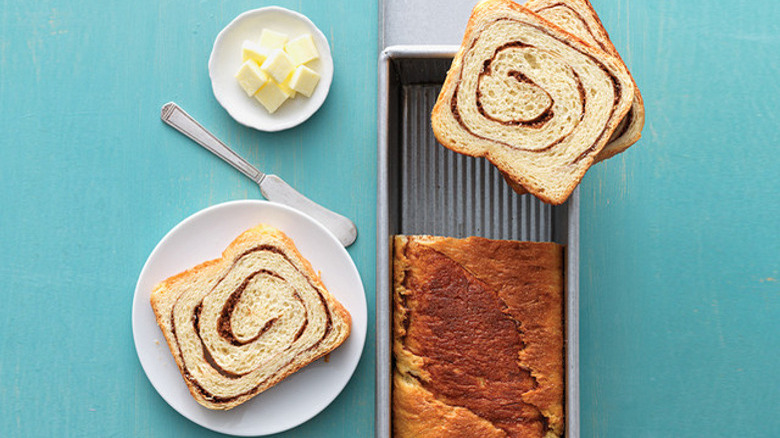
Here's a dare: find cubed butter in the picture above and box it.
[288,65,320,97]
[258,29,288,49]
[254,82,288,113]
[234,60,270,96]
[284,34,319,66]
[260,49,295,83]
[277,77,296,98]
[241,40,272,65]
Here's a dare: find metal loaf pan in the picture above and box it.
[376,46,580,438]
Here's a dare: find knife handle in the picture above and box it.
[160,102,358,247]
[260,175,358,247]
[161,102,265,184]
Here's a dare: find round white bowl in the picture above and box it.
[209,7,334,132]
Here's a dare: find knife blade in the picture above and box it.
[160,102,358,247]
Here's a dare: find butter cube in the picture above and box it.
[288,65,320,97]
[254,82,288,113]
[284,34,319,66]
[234,60,270,96]
[258,29,288,49]
[277,77,296,98]
[260,49,295,83]
[241,40,272,65]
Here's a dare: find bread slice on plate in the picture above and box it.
[150,224,351,410]
[431,0,635,204]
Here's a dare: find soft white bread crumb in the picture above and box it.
[525,0,644,163]
[149,224,352,410]
[430,0,635,204]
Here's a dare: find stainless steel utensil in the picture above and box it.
[161,102,357,247]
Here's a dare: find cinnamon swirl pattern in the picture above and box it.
[431,0,635,204]
[525,0,645,162]
[150,224,351,410]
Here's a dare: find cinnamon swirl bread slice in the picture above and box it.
[150,224,351,410]
[431,0,635,204]
[525,0,645,162]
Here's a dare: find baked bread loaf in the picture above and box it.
[393,235,564,437]
[431,0,635,204]
[150,224,351,410]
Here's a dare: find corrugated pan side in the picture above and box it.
[377,46,579,438]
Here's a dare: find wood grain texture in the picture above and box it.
[0,0,779,437]
[580,1,780,437]
[0,0,376,436]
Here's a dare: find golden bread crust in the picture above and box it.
[393,373,507,438]
[393,235,564,437]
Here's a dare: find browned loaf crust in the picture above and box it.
[431,0,635,204]
[150,224,351,410]
[393,235,564,437]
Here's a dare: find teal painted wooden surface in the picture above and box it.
[580,1,780,437]
[0,0,377,436]
[1,0,778,437]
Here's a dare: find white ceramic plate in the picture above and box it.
[209,7,334,131]
[132,200,366,436]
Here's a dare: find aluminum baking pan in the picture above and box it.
[376,45,580,438]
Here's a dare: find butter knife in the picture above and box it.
[160,102,357,247]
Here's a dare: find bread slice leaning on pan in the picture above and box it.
[501,0,646,195]
[150,224,351,410]
[524,0,644,161]
[431,0,635,204]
